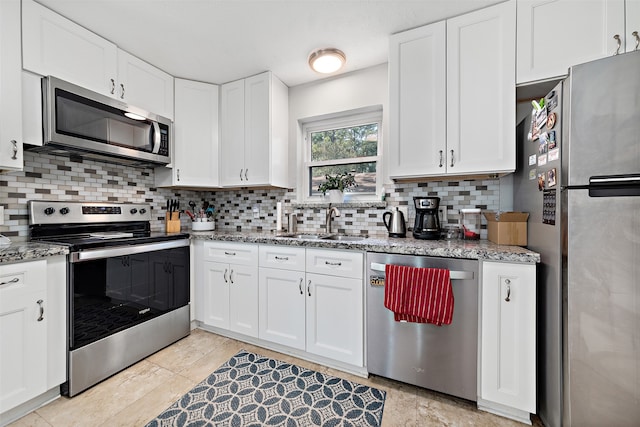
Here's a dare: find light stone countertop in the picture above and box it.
[0,241,69,264]
[190,231,540,264]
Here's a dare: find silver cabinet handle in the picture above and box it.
[614,34,621,55]
[0,277,19,286]
[504,279,511,302]
[299,278,303,295]
[110,78,115,94]
[223,268,228,283]
[239,169,244,181]
[37,299,44,321]
[229,269,234,284]
[633,31,639,51]
[224,251,236,256]
[274,256,289,261]
[177,169,180,181]
[307,280,311,297]
[325,261,342,266]
[450,149,455,167]
[120,83,125,99]
[245,169,248,181]
[11,140,18,160]
[439,150,444,168]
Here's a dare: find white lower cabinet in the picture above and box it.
[479,261,536,423]
[0,256,66,418]
[197,242,259,338]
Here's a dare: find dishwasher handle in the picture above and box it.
[369,262,474,280]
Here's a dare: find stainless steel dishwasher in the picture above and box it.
[366,252,479,401]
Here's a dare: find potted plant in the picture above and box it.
[317,172,357,203]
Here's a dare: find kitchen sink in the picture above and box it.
[280,233,328,239]
[279,233,368,242]
[321,234,368,241]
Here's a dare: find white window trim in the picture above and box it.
[299,107,383,203]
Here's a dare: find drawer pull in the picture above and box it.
[224,251,236,256]
[307,280,311,297]
[223,269,228,283]
[505,280,511,302]
[37,299,44,321]
[229,269,234,284]
[0,277,19,286]
[614,34,621,55]
[325,261,342,267]
[299,278,303,295]
[275,256,289,261]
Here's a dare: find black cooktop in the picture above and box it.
[34,232,190,251]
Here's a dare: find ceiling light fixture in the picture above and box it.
[308,48,346,74]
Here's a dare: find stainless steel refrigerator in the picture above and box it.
[514,51,640,427]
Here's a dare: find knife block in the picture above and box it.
[165,212,181,233]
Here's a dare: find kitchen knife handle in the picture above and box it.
[614,34,621,55]
[37,299,44,321]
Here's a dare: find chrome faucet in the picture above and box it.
[325,206,341,234]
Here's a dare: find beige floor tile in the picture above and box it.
[98,373,195,427]
[178,338,244,383]
[146,329,230,373]
[6,412,52,427]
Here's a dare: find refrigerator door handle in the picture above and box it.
[587,174,640,197]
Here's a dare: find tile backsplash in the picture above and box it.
[1,152,502,240]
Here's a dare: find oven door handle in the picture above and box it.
[70,239,190,262]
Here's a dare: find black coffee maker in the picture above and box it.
[413,196,441,240]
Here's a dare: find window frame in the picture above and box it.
[300,108,383,203]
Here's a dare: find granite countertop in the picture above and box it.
[0,241,70,264]
[191,231,541,263]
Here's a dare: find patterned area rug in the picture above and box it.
[146,350,386,427]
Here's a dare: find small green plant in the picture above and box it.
[317,172,357,195]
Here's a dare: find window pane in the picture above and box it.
[310,162,377,195]
[310,123,378,161]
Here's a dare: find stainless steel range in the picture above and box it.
[28,201,191,397]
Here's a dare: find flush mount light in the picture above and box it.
[124,112,146,121]
[308,48,346,74]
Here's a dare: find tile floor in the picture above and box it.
[10,329,543,426]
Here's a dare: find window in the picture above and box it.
[302,108,382,201]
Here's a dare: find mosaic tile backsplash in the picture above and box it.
[1,152,502,240]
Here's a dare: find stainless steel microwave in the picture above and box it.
[32,76,172,166]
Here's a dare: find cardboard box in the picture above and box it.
[483,211,529,246]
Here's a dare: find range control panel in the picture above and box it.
[29,201,151,225]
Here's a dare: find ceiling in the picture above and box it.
[36,0,504,87]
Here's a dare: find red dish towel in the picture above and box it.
[383,264,454,325]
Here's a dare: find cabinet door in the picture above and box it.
[388,21,446,179]
[627,0,640,52]
[117,49,174,119]
[201,261,230,329]
[21,0,118,97]
[244,72,271,185]
[258,267,305,349]
[306,273,363,366]
[0,260,48,413]
[228,264,259,338]
[0,0,23,171]
[220,79,246,186]
[517,0,625,83]
[447,0,516,176]
[481,261,536,413]
[169,78,219,187]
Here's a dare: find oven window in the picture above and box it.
[69,246,189,350]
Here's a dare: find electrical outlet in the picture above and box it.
[398,205,409,220]
[438,205,448,224]
[252,205,260,218]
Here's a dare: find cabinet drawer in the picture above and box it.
[306,249,363,279]
[259,245,305,271]
[0,259,47,295]
[202,241,258,266]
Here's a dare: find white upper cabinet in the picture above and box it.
[388,21,446,178]
[21,0,174,119]
[626,0,640,52]
[388,1,515,179]
[22,0,118,97]
[116,50,174,119]
[220,72,288,188]
[516,0,626,84]
[156,79,219,188]
[0,0,23,172]
[447,0,516,176]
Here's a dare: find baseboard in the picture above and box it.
[0,387,60,427]
[477,398,532,425]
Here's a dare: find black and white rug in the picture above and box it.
[146,350,386,427]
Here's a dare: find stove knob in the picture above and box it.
[59,207,70,215]
[139,208,147,214]
[130,208,138,214]
[44,207,55,215]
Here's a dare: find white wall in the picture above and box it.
[287,64,389,194]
